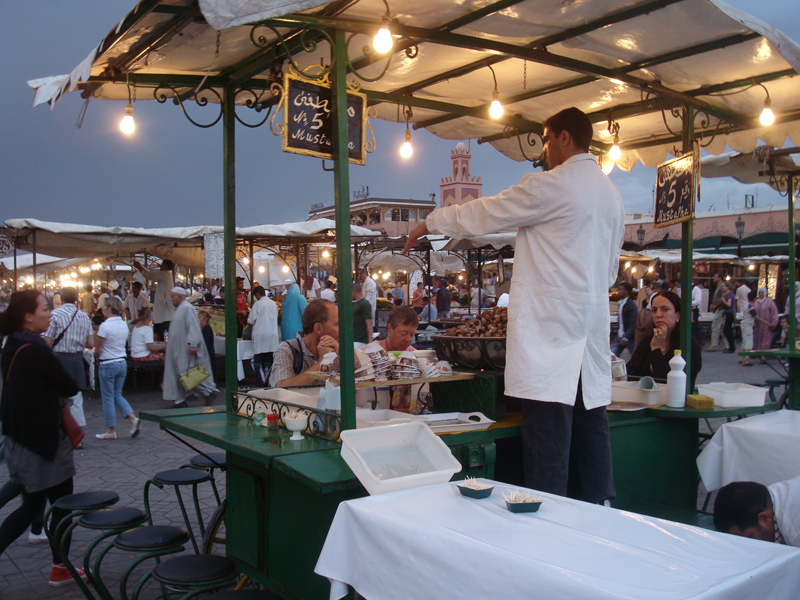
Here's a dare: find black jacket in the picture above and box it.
[1,335,78,461]
[619,298,638,346]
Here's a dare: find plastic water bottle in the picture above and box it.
[666,350,687,408]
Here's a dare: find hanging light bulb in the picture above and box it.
[607,117,621,161]
[487,65,503,119]
[120,103,135,134]
[373,16,393,54]
[489,90,504,119]
[400,129,413,158]
[760,95,774,126]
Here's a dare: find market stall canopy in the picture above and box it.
[0,253,84,275]
[2,219,216,267]
[639,249,740,263]
[441,233,516,251]
[2,218,380,268]
[27,0,800,171]
[701,146,800,188]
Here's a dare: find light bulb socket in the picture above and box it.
[125,103,134,116]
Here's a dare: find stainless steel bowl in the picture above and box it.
[432,335,506,372]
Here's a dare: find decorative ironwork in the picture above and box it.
[346,32,393,83]
[153,84,223,128]
[497,122,544,164]
[233,83,274,128]
[642,91,734,148]
[235,391,341,442]
[249,21,334,79]
[769,174,800,199]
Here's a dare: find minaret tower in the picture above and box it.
[439,142,483,208]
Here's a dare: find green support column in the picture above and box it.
[330,28,355,430]
[788,176,796,352]
[223,82,238,409]
[680,105,694,395]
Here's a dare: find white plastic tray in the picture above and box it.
[356,408,426,429]
[340,422,462,495]
[422,412,495,433]
[611,381,668,406]
[696,383,767,408]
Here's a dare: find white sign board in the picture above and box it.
[204,233,224,279]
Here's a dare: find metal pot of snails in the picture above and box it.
[503,489,543,513]
[456,476,494,499]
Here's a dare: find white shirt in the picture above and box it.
[363,276,377,319]
[691,285,703,310]
[130,325,156,358]
[124,292,150,322]
[617,296,628,339]
[141,267,175,324]
[769,474,800,547]
[97,316,129,361]
[247,296,280,355]
[321,288,337,303]
[304,277,320,300]
[427,153,625,408]
[736,284,751,315]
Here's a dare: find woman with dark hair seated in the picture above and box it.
[627,290,702,391]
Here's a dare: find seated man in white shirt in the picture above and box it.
[714,476,800,547]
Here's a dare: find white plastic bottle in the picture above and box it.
[666,350,687,408]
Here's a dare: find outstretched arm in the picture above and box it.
[402,222,429,255]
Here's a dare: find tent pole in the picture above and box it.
[680,106,694,395]
[331,27,355,431]
[223,81,238,409]
[32,230,37,288]
[13,242,17,290]
[249,241,254,290]
[787,175,797,408]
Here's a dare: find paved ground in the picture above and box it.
[0,348,787,599]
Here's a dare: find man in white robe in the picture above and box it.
[403,107,625,504]
[163,288,218,408]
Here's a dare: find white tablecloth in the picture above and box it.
[213,337,254,381]
[315,480,800,600]
[697,411,800,492]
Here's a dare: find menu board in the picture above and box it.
[204,233,224,279]
[282,74,367,165]
[654,152,696,228]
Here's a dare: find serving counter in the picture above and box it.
[140,374,779,599]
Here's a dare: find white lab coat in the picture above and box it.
[427,154,625,408]
[247,296,280,355]
[363,276,377,320]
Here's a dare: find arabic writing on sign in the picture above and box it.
[285,78,364,162]
[655,154,694,227]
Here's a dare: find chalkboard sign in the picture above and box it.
[282,74,367,165]
[654,152,697,228]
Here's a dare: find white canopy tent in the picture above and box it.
[28,0,800,172]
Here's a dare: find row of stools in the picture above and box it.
[44,452,270,600]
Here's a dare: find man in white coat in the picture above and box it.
[163,287,218,408]
[404,107,625,504]
[359,269,377,320]
[247,285,280,386]
[134,259,176,341]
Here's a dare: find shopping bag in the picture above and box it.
[60,404,85,449]
[180,357,210,391]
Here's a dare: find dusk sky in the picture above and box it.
[1,1,799,230]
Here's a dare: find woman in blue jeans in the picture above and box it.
[94,297,139,440]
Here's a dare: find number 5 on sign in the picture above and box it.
[654,151,698,228]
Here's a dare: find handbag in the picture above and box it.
[5,343,84,450]
[241,324,253,341]
[180,355,210,391]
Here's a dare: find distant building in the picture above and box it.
[440,142,482,208]
[307,194,437,237]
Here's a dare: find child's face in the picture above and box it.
[781,319,789,331]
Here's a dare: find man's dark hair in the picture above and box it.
[302,299,335,335]
[132,281,143,290]
[713,481,771,534]
[388,305,419,329]
[642,277,652,288]
[325,280,334,289]
[714,272,724,280]
[394,298,403,306]
[543,107,593,152]
[160,260,174,271]
[748,289,757,302]
[618,282,632,294]
[253,286,265,298]
[60,287,78,304]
